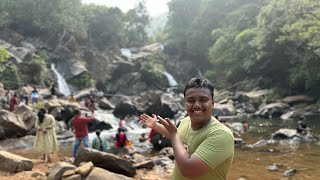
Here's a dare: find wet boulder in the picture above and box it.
[0,109,27,139]
[254,102,290,118]
[86,167,134,180]
[0,150,33,173]
[74,148,136,177]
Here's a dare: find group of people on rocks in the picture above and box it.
[2,85,40,112]
[5,76,315,180]
[25,77,237,179]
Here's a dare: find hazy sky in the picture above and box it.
[81,0,170,17]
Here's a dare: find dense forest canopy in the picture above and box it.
[0,0,319,99]
[167,0,320,98]
[0,0,149,48]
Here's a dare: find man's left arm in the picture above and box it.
[170,133,211,177]
[158,117,212,177]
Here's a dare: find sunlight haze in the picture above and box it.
[81,0,170,16]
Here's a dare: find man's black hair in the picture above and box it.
[96,130,101,136]
[74,109,81,115]
[183,77,214,100]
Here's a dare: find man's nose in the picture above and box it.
[193,100,202,106]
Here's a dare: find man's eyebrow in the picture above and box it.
[199,96,210,98]
[186,97,194,99]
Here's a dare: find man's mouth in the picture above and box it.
[193,110,204,114]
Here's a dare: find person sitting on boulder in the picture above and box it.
[297,117,309,134]
[68,93,76,103]
[242,120,249,132]
[50,84,57,98]
[139,133,148,143]
[115,128,131,147]
[92,130,108,152]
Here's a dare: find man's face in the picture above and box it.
[185,87,214,123]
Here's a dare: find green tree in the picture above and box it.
[1,0,85,36]
[21,51,50,85]
[125,2,150,46]
[0,64,21,89]
[0,48,10,63]
[253,0,320,96]
[82,4,125,48]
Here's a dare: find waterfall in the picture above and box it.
[88,110,151,149]
[51,63,71,96]
[164,71,178,87]
[120,48,132,58]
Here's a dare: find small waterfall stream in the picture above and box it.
[51,63,71,96]
[164,71,178,87]
[89,110,151,148]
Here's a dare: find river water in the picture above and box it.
[7,115,320,179]
[229,117,320,179]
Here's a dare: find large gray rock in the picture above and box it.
[133,160,155,169]
[0,109,27,139]
[74,148,136,177]
[272,129,297,139]
[98,98,115,110]
[0,39,36,64]
[0,150,33,173]
[113,100,141,118]
[145,92,183,118]
[254,102,290,118]
[281,95,314,106]
[47,162,76,180]
[107,72,147,96]
[280,111,303,120]
[86,167,134,180]
[213,103,236,116]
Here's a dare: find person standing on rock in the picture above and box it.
[9,93,19,112]
[71,109,95,157]
[31,87,39,105]
[33,108,58,162]
[20,84,29,105]
[140,77,234,180]
[85,96,95,114]
[92,130,108,152]
[4,89,12,105]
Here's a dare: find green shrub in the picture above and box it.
[0,64,21,89]
[0,48,10,63]
[33,100,45,110]
[67,72,92,89]
[140,62,167,87]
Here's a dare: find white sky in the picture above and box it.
[81,0,170,17]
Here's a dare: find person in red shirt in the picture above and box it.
[115,128,128,147]
[85,96,95,114]
[71,109,94,157]
[9,94,19,112]
[149,129,157,141]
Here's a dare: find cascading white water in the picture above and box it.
[120,48,132,58]
[51,63,71,96]
[164,71,178,87]
[88,110,151,148]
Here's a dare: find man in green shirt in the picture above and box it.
[140,77,234,180]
